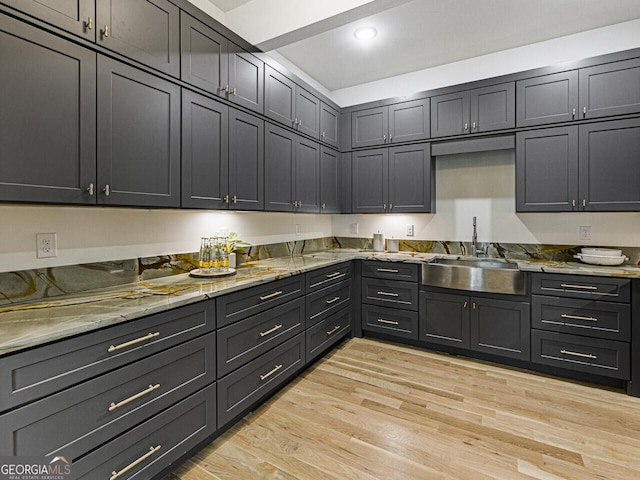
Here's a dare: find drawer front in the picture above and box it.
[531,330,630,380]
[0,300,215,412]
[306,262,353,292]
[306,307,352,362]
[362,277,418,311]
[361,260,419,282]
[217,297,305,377]
[532,273,630,302]
[217,333,305,427]
[216,275,304,327]
[532,295,631,341]
[362,304,419,339]
[306,279,352,327]
[0,333,216,458]
[74,382,216,479]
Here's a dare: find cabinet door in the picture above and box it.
[294,137,320,213]
[319,147,341,213]
[228,43,264,114]
[264,65,295,126]
[470,297,530,361]
[389,98,430,143]
[516,71,579,127]
[419,291,470,348]
[579,58,640,120]
[320,102,340,149]
[2,0,95,40]
[472,82,515,133]
[351,149,388,213]
[0,15,96,205]
[295,87,320,138]
[578,118,640,211]
[97,56,180,207]
[180,12,228,97]
[351,106,389,148]
[264,123,295,211]
[388,143,432,213]
[96,0,179,77]
[228,109,264,210]
[431,90,470,137]
[181,90,229,209]
[516,127,578,212]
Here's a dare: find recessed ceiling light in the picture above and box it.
[354,26,377,41]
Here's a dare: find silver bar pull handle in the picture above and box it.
[86,183,94,196]
[377,318,399,325]
[572,108,576,119]
[108,332,159,352]
[326,271,344,279]
[561,314,597,322]
[260,364,283,381]
[259,290,283,301]
[259,324,283,337]
[377,268,399,273]
[326,326,341,335]
[102,25,109,38]
[232,195,237,204]
[325,296,341,305]
[223,195,229,204]
[103,184,110,196]
[109,384,160,412]
[110,446,161,480]
[560,283,597,290]
[583,106,587,116]
[85,17,93,31]
[560,349,597,359]
[377,291,399,297]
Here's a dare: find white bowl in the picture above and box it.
[574,253,628,266]
[581,247,622,257]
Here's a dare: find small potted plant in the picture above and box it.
[222,232,250,268]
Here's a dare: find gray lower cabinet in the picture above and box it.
[306,307,352,362]
[73,382,217,480]
[0,14,96,205]
[431,83,515,137]
[516,71,579,127]
[217,333,305,427]
[517,119,640,212]
[306,279,352,326]
[362,303,418,340]
[96,0,180,77]
[319,147,341,213]
[97,55,181,207]
[265,123,320,213]
[306,262,353,292]
[2,0,95,40]
[352,144,432,213]
[351,98,430,148]
[419,291,470,348]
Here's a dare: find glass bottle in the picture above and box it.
[199,237,212,272]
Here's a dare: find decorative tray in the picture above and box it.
[189,268,236,278]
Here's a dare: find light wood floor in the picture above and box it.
[164,337,640,479]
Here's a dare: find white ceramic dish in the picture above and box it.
[581,247,622,257]
[189,268,236,278]
[574,254,628,266]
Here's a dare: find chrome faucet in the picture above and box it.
[472,216,487,257]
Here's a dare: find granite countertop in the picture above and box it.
[1,250,638,357]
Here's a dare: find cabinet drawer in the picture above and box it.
[217,333,305,427]
[216,275,304,327]
[362,304,419,340]
[306,307,352,363]
[361,260,419,282]
[217,297,304,377]
[306,262,352,291]
[0,333,216,458]
[532,273,630,302]
[0,300,215,411]
[74,382,216,479]
[531,330,630,380]
[306,279,352,327]
[532,295,631,341]
[362,278,418,311]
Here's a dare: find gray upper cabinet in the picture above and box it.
[352,143,432,213]
[431,83,514,137]
[516,71,579,127]
[320,102,340,149]
[0,14,97,205]
[319,147,341,213]
[264,123,319,212]
[516,127,578,212]
[578,118,640,211]
[351,98,430,148]
[517,118,640,212]
[97,55,180,207]
[2,0,95,40]
[265,65,320,138]
[228,109,264,210]
[95,0,180,77]
[180,12,263,114]
[579,58,640,120]
[181,90,229,209]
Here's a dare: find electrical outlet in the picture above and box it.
[406,224,414,237]
[350,223,359,234]
[580,225,591,241]
[36,233,57,258]
[295,224,301,236]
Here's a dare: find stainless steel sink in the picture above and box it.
[421,257,526,295]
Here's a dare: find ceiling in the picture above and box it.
[203,0,640,92]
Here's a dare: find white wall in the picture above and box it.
[0,207,331,273]
[332,150,640,247]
